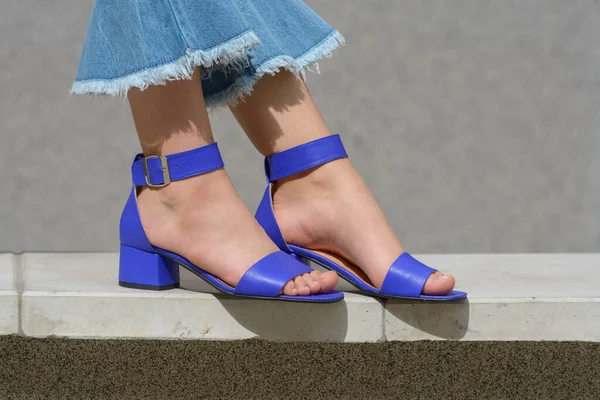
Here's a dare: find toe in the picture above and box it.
[422,272,455,296]
[302,273,321,294]
[316,270,338,293]
[294,276,311,296]
[281,279,297,296]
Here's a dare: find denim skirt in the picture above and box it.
[71,0,344,108]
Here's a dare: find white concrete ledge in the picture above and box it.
[20,254,383,342]
[0,254,18,335]
[1,252,598,342]
[385,298,600,341]
[385,254,600,341]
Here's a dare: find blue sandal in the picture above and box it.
[256,135,467,301]
[118,143,344,303]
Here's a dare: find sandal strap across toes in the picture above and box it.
[255,135,467,301]
[119,142,344,303]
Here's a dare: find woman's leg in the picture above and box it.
[230,71,454,295]
[128,68,338,295]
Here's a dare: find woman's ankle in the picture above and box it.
[274,158,357,195]
[139,169,227,207]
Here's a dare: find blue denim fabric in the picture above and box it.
[72,0,344,107]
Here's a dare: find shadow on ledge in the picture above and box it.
[217,296,349,342]
[180,268,349,342]
[384,298,470,340]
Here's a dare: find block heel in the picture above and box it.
[118,244,180,291]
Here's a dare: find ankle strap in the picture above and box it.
[265,135,348,182]
[132,143,224,187]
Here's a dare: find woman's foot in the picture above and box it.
[272,158,455,295]
[136,168,339,296]
[126,68,337,297]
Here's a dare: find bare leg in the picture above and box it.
[128,68,338,295]
[230,71,454,295]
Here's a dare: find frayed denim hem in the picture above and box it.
[70,31,260,96]
[205,31,345,109]
[71,30,344,109]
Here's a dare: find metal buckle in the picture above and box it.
[143,156,171,188]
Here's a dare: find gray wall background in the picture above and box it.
[1,0,599,253]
